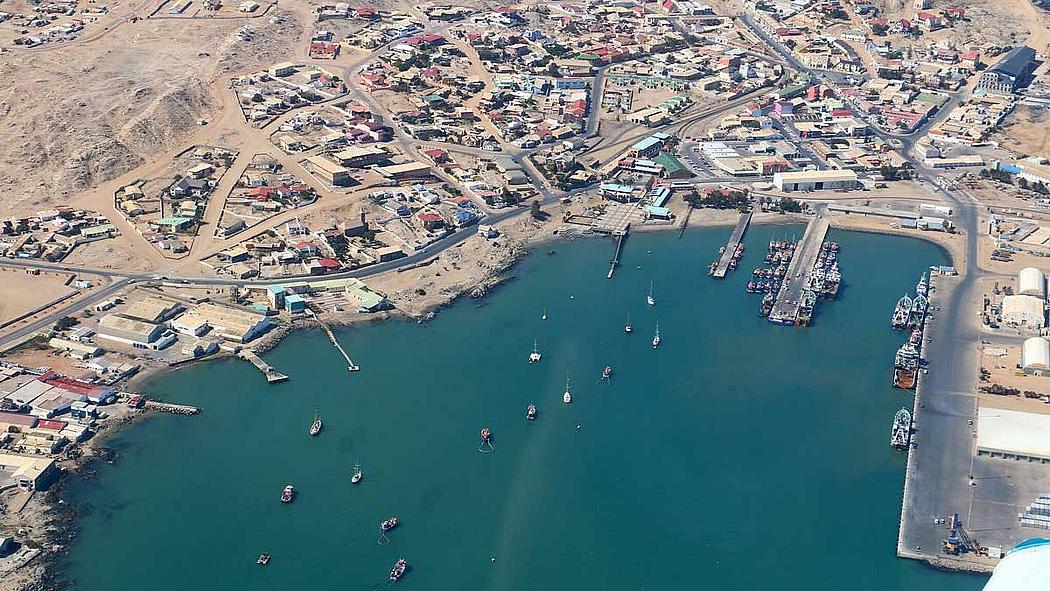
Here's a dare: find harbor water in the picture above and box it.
[59,225,987,590]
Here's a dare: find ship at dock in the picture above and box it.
[893,342,920,390]
[891,295,913,330]
[891,407,912,449]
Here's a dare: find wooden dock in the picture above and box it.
[711,211,752,279]
[768,217,829,325]
[315,315,360,372]
[239,349,289,383]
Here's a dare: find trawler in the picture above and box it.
[760,292,774,317]
[916,273,928,297]
[528,341,542,364]
[893,343,920,390]
[891,408,912,449]
[891,294,913,330]
[380,517,399,533]
[825,263,841,299]
[796,289,818,326]
[910,294,928,327]
[389,558,407,582]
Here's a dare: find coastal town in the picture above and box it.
[1,0,1049,587]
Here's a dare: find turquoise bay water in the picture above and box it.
[61,225,986,590]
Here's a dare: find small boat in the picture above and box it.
[528,340,542,364]
[281,484,295,504]
[891,407,912,449]
[916,273,928,297]
[389,558,408,582]
[380,517,399,533]
[647,281,656,306]
[602,366,612,380]
[541,308,547,321]
[652,324,661,349]
[526,403,537,420]
[625,313,632,333]
[351,463,363,484]
[480,427,492,444]
[563,375,572,404]
[257,553,271,566]
[308,410,322,437]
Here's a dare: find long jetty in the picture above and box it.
[239,349,289,383]
[314,315,360,372]
[768,217,829,324]
[607,229,628,279]
[711,211,752,278]
[144,400,200,415]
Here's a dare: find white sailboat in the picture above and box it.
[528,340,542,364]
[541,308,547,321]
[625,313,633,333]
[647,281,656,306]
[652,323,661,349]
[351,463,363,484]
[563,374,573,404]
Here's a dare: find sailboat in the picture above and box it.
[625,313,633,333]
[528,340,542,364]
[351,463,363,484]
[647,281,656,306]
[541,308,547,321]
[563,374,573,404]
[652,323,661,349]
[308,410,322,436]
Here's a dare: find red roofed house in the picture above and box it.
[946,6,965,20]
[417,212,445,231]
[316,258,341,271]
[916,11,941,30]
[423,148,450,163]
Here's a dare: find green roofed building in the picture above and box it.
[653,151,690,180]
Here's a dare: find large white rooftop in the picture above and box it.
[977,406,1050,460]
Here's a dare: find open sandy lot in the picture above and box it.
[0,268,76,325]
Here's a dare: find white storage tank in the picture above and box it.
[1022,337,1050,372]
[983,538,1050,591]
[1018,267,1046,299]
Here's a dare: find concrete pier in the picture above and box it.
[607,230,628,279]
[239,349,290,383]
[768,217,828,324]
[711,211,752,279]
[315,315,360,372]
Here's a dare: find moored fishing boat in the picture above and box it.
[389,558,408,582]
[380,517,399,532]
[652,324,661,349]
[891,408,912,449]
[891,295,913,330]
[280,484,295,504]
[526,404,537,420]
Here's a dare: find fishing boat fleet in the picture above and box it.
[891,407,912,449]
[707,241,746,275]
[745,239,796,295]
[891,274,930,390]
[745,238,842,325]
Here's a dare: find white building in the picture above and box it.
[977,406,1050,462]
[1022,337,1050,375]
[1018,267,1046,299]
[1001,294,1045,329]
[772,170,858,192]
